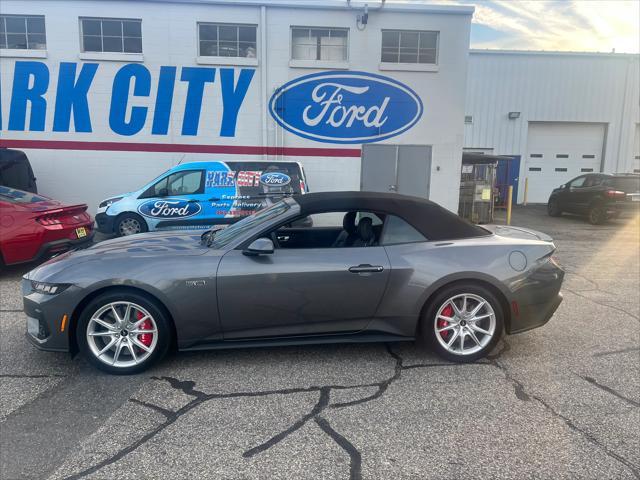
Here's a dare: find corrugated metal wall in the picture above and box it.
[464,51,640,199]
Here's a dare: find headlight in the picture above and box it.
[99,197,123,208]
[31,281,70,295]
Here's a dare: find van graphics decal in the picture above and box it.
[102,161,306,233]
[269,71,423,144]
[260,172,291,186]
[137,199,202,219]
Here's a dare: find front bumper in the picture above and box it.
[22,279,77,352]
[95,212,115,234]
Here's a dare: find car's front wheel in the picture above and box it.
[115,213,148,237]
[547,198,562,217]
[77,291,171,374]
[422,284,504,362]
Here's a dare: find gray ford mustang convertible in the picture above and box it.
[23,192,564,374]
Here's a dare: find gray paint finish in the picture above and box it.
[23,194,563,357]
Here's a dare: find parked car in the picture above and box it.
[0,148,38,193]
[24,191,564,374]
[96,161,309,236]
[547,173,640,224]
[0,186,93,266]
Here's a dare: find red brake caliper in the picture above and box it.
[136,311,153,347]
[437,305,454,340]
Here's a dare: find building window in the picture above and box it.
[0,15,46,50]
[291,27,348,62]
[198,23,257,58]
[381,29,438,64]
[80,17,142,53]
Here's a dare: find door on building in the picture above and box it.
[495,156,521,207]
[524,122,605,203]
[361,145,432,198]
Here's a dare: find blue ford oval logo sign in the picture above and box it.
[260,172,291,186]
[138,199,202,219]
[269,71,423,144]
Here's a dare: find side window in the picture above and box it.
[166,170,203,195]
[275,210,384,249]
[144,170,203,197]
[381,215,427,245]
[569,176,586,188]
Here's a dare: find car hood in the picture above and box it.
[26,230,212,282]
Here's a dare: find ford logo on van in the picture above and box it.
[260,172,291,186]
[269,71,423,144]
[138,199,202,219]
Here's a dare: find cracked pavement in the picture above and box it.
[1,206,638,479]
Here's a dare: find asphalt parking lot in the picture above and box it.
[1,206,639,480]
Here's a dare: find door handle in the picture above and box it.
[186,199,198,203]
[349,264,384,274]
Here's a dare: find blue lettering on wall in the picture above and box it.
[220,68,254,137]
[180,67,215,136]
[53,62,98,132]
[8,61,50,131]
[109,64,151,136]
[151,66,176,135]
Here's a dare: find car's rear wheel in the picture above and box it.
[588,204,606,225]
[116,213,148,237]
[547,198,562,217]
[422,284,504,362]
[77,291,171,374]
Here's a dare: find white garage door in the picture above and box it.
[525,122,605,203]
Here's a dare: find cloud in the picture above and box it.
[389,0,639,53]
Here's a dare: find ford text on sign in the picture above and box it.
[268,71,423,144]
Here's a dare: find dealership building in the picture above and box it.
[0,0,638,213]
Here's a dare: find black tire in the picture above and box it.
[547,198,562,217]
[588,203,606,225]
[76,290,172,374]
[421,283,504,363]
[115,213,148,237]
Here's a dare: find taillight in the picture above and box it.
[605,190,625,198]
[36,214,63,226]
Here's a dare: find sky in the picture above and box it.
[393,0,640,53]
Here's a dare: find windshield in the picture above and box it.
[211,200,291,248]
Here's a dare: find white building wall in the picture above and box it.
[464,51,640,202]
[0,0,472,213]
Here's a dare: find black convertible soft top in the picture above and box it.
[293,191,490,241]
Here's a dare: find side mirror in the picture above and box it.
[243,238,274,256]
[560,184,567,189]
[158,188,169,197]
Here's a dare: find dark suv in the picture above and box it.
[547,173,640,224]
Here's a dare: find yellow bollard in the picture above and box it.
[506,185,513,225]
[523,178,529,206]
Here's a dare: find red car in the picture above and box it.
[0,186,94,266]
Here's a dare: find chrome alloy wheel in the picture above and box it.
[119,217,142,236]
[433,293,496,356]
[86,301,158,368]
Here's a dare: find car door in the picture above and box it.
[137,169,207,230]
[574,175,602,213]
[560,175,587,213]
[216,212,391,339]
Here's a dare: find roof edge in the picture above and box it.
[470,49,639,59]
[89,0,475,15]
